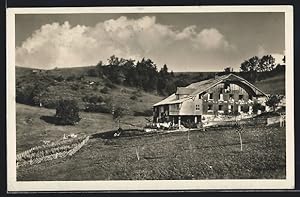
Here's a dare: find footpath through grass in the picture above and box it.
[17,125,286,181]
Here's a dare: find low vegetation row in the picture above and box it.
[17,135,89,168]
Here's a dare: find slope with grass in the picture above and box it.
[17,124,285,180]
[16,104,151,153]
[16,66,164,114]
[254,73,285,95]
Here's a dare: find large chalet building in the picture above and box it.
[153,74,268,126]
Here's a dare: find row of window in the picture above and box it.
[206,104,251,112]
[200,93,253,100]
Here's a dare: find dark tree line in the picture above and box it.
[90,55,178,96]
[238,55,285,83]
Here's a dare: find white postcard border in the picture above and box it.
[6,5,294,191]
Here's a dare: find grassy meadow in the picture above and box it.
[254,74,285,95]
[17,121,286,180]
[16,104,151,153]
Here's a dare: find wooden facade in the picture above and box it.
[153,74,267,125]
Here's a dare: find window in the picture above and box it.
[228,105,232,112]
[208,93,213,100]
[208,104,213,111]
[239,95,243,100]
[229,94,234,100]
[219,93,224,101]
[238,105,241,112]
[242,105,249,113]
[218,105,223,111]
[224,83,230,93]
[198,94,203,99]
[196,104,200,110]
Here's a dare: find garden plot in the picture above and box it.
[17,135,89,168]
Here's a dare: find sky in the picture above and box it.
[15,12,285,72]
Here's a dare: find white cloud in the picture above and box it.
[175,25,197,40]
[16,16,235,69]
[256,45,285,65]
[195,28,228,50]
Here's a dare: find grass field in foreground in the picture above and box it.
[16,103,150,153]
[17,124,286,181]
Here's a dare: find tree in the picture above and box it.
[55,100,81,125]
[95,60,104,77]
[135,58,158,91]
[258,55,276,72]
[160,64,169,76]
[240,56,260,83]
[265,95,283,111]
[122,59,136,86]
[107,55,126,66]
[224,67,233,74]
[111,105,128,129]
[157,65,168,94]
[240,56,260,72]
[234,121,244,152]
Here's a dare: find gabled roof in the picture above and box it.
[153,74,267,107]
[153,93,192,107]
[176,87,196,95]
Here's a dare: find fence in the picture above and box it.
[17,136,89,168]
[267,116,284,126]
[204,117,267,129]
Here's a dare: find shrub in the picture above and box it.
[133,109,153,116]
[66,75,76,81]
[71,84,80,91]
[181,121,197,129]
[54,75,64,82]
[84,103,111,113]
[112,106,128,129]
[132,89,142,97]
[82,95,104,104]
[16,85,35,105]
[42,99,58,109]
[77,75,85,80]
[87,69,99,77]
[105,82,116,89]
[55,100,81,125]
[130,95,137,100]
[100,87,109,94]
[266,95,283,111]
[16,82,48,106]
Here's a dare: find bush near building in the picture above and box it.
[55,100,81,125]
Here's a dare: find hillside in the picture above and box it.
[254,73,285,95]
[16,104,149,152]
[16,66,164,115]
